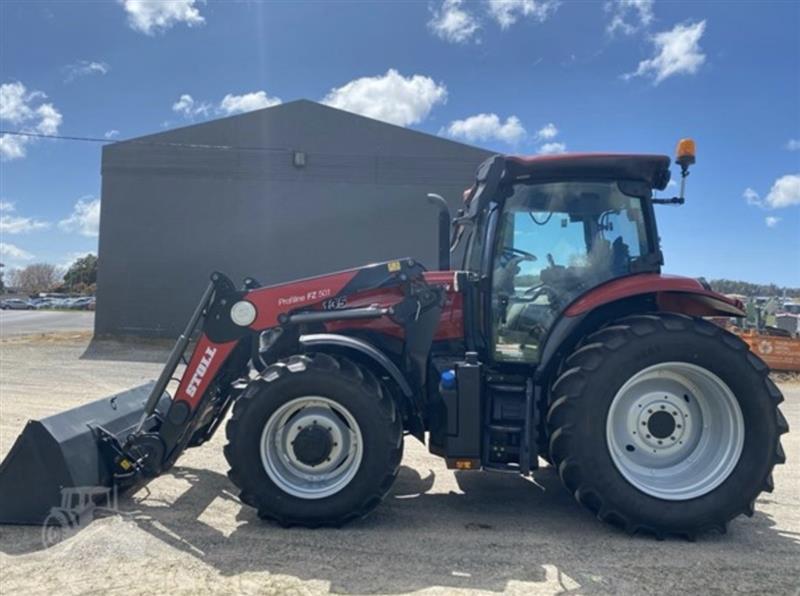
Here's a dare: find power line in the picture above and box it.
[0,129,291,153]
[0,129,489,164]
[1,130,111,143]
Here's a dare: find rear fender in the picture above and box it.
[537,275,744,385]
[298,333,424,440]
[564,274,744,318]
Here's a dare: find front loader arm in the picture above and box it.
[118,259,432,483]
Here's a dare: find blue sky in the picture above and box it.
[1,0,798,284]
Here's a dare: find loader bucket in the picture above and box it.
[0,382,163,525]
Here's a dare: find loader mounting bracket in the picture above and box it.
[203,273,251,344]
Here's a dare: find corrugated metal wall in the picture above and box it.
[96,101,492,337]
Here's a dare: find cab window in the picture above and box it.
[492,180,651,363]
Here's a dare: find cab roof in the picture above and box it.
[504,153,672,191]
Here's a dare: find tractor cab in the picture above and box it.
[456,153,670,364]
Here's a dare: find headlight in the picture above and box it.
[230,301,257,327]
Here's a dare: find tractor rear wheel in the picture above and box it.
[547,313,788,539]
[224,353,403,527]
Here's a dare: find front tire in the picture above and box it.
[547,313,788,538]
[41,511,76,547]
[224,353,403,527]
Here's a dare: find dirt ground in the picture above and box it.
[0,333,798,595]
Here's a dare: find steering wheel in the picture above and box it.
[524,282,557,298]
[503,247,537,262]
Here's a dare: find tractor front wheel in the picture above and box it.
[547,313,788,538]
[224,353,403,527]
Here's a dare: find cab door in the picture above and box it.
[489,204,588,363]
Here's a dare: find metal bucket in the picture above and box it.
[0,382,159,525]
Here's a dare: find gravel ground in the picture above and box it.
[0,311,94,338]
[0,334,798,595]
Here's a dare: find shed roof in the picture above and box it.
[102,100,493,186]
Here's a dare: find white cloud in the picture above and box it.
[172,90,283,121]
[0,82,39,122]
[743,175,800,210]
[538,142,567,155]
[59,197,101,237]
[0,136,26,160]
[764,174,800,209]
[765,216,781,228]
[0,82,63,160]
[219,91,282,115]
[322,69,448,127]
[536,122,558,140]
[486,0,559,29]
[0,204,50,234]
[743,187,761,206]
[171,94,211,119]
[625,21,707,84]
[444,113,526,144]
[120,0,205,35]
[36,104,61,135]
[1,215,49,234]
[0,242,34,261]
[606,0,654,36]
[63,60,110,82]
[786,139,800,151]
[104,129,120,139]
[429,0,480,43]
[530,122,565,153]
[429,0,558,42]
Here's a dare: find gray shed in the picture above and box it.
[96,100,492,338]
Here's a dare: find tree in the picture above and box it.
[708,279,799,299]
[63,253,98,294]
[8,263,61,295]
[0,262,5,294]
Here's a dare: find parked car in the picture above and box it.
[1,298,34,310]
[50,298,72,308]
[67,297,95,310]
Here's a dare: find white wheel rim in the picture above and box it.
[260,396,363,499]
[606,362,744,500]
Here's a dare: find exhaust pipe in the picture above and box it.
[426,193,451,271]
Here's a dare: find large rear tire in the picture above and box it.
[224,353,403,527]
[547,313,788,539]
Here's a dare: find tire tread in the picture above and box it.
[546,313,788,539]
[224,352,403,528]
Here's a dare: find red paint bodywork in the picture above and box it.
[248,269,360,329]
[564,274,744,317]
[176,267,741,413]
[506,152,667,164]
[325,270,463,341]
[176,267,363,407]
[176,335,237,406]
[175,266,463,410]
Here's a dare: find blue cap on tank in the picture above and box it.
[440,369,456,390]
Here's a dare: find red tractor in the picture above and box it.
[0,142,787,538]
